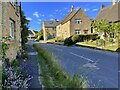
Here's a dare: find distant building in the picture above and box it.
[28,30,38,40]
[0,1,21,60]
[42,19,60,41]
[56,5,92,39]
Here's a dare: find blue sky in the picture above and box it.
[22,2,112,31]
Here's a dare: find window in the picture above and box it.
[83,30,88,34]
[110,32,114,38]
[10,19,15,40]
[75,30,80,34]
[75,19,82,24]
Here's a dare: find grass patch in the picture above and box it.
[76,41,118,51]
[46,38,56,43]
[33,44,88,88]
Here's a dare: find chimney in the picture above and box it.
[113,0,116,5]
[71,5,74,12]
[54,18,57,22]
[100,5,105,10]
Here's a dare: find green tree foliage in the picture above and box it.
[92,19,120,47]
[21,11,30,48]
[35,30,43,41]
[92,19,110,47]
[71,34,80,43]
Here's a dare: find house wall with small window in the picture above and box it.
[42,25,56,40]
[70,8,92,35]
[1,2,21,60]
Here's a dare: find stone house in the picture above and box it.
[56,6,92,39]
[42,19,60,41]
[0,1,21,60]
[28,30,38,40]
[95,1,120,40]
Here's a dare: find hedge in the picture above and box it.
[64,34,98,46]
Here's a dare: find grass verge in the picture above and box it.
[33,44,88,88]
[76,42,118,51]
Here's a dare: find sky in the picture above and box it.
[22,2,112,31]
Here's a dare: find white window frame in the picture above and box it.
[10,19,15,40]
[75,19,82,24]
[75,30,80,34]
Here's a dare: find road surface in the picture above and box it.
[35,41,118,88]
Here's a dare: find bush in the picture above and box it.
[64,34,98,46]
[71,35,80,43]
[64,37,74,46]
[109,38,114,43]
[97,39,104,46]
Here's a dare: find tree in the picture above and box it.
[21,11,30,49]
[35,30,43,41]
[92,19,110,47]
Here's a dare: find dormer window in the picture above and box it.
[75,19,82,24]
[50,21,53,24]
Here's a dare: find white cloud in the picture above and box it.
[38,19,42,22]
[40,14,45,17]
[84,8,89,12]
[92,8,99,11]
[50,18,54,21]
[55,9,59,12]
[33,12,39,18]
[26,17,32,21]
[49,14,54,17]
[64,7,68,10]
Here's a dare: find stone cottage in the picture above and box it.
[56,5,92,39]
[0,1,21,60]
[42,19,60,41]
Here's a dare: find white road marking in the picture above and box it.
[70,52,94,62]
[83,63,99,70]
[28,52,38,55]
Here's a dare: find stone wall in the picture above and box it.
[56,24,62,38]
[0,1,2,61]
[1,2,21,61]
[61,21,71,39]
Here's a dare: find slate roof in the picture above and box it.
[32,30,38,34]
[44,21,60,28]
[61,10,77,24]
[96,2,120,22]
[29,30,33,35]
[60,8,91,24]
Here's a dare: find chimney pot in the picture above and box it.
[54,18,57,22]
[113,0,116,5]
[71,5,74,12]
[100,5,105,10]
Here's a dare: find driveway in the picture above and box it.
[37,42,118,88]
